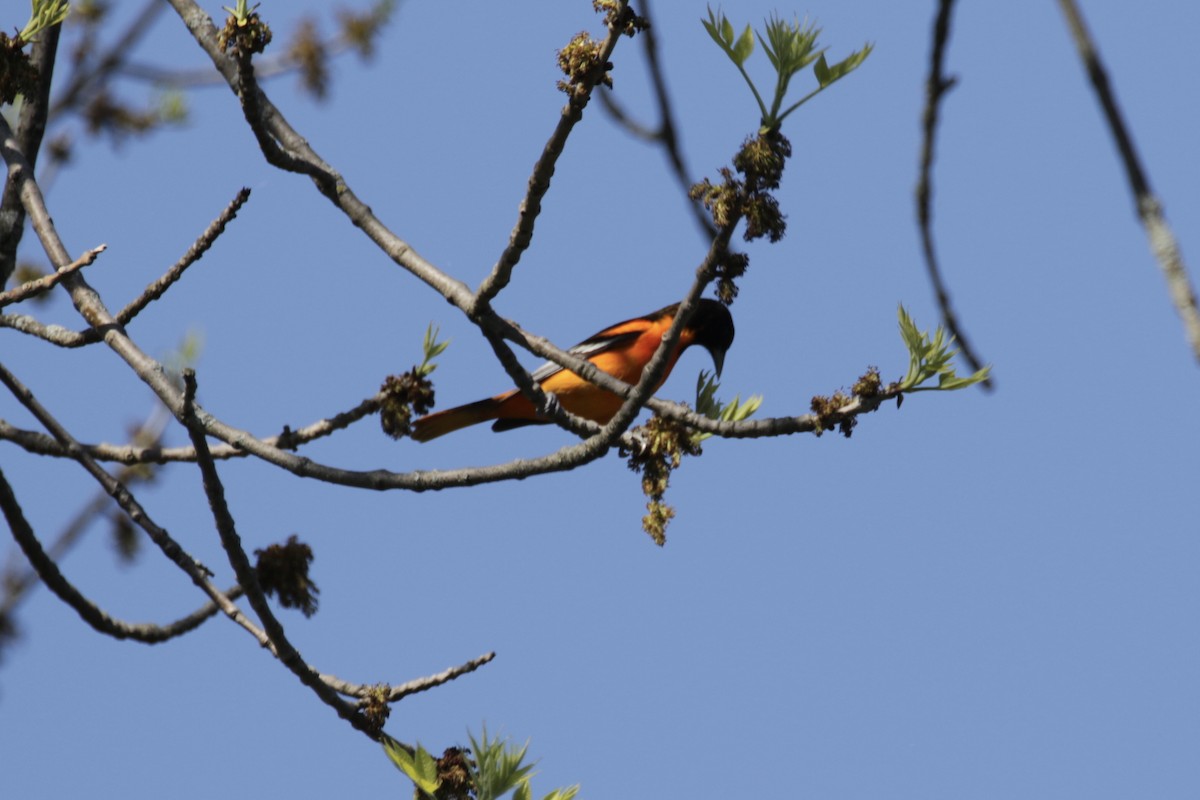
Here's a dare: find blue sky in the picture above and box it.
[3,2,1198,798]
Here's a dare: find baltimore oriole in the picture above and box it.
[411,299,735,441]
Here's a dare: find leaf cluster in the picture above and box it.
[693,370,762,443]
[702,6,872,132]
[897,305,991,391]
[383,727,579,800]
[417,323,451,377]
[19,0,69,42]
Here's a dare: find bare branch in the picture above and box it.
[915,0,992,388]
[473,1,633,308]
[0,471,239,644]
[1056,0,1200,363]
[597,90,659,141]
[0,244,106,308]
[318,651,497,703]
[115,187,251,327]
[180,370,375,738]
[0,312,94,347]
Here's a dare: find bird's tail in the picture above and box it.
[410,397,504,442]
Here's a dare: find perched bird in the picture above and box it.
[411,299,735,442]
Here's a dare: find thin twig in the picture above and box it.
[1056,0,1200,363]
[0,312,93,347]
[0,471,239,644]
[318,651,497,703]
[115,188,251,327]
[383,651,497,702]
[180,370,375,738]
[915,0,992,388]
[0,244,106,308]
[596,91,659,141]
[473,0,634,308]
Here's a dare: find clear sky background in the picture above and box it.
[3,2,1198,798]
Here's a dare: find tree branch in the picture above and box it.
[1056,0,1200,363]
[115,187,251,327]
[473,0,633,308]
[915,0,992,388]
[0,470,240,644]
[0,311,95,347]
[180,370,376,738]
[0,244,105,308]
[318,651,497,703]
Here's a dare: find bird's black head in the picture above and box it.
[688,298,735,377]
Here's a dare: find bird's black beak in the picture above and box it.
[710,347,726,378]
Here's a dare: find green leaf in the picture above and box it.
[720,15,735,48]
[382,737,442,796]
[543,787,582,800]
[719,393,763,423]
[814,53,831,86]
[702,7,734,54]
[732,23,755,65]
[514,779,533,800]
[820,44,874,86]
[938,366,991,390]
